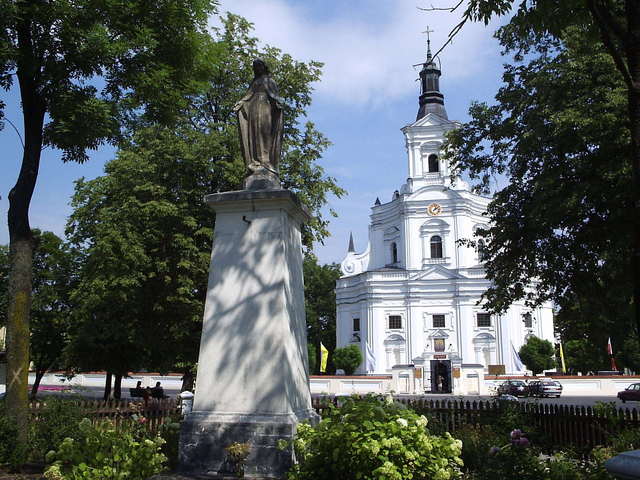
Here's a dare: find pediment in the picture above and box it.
[404,113,457,129]
[406,185,463,203]
[410,265,465,281]
[428,329,450,338]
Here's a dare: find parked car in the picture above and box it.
[617,383,640,403]
[528,379,563,398]
[497,380,529,397]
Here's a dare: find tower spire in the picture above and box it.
[348,232,355,253]
[416,28,447,120]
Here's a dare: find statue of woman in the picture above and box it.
[234,59,285,189]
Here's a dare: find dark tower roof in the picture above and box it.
[416,36,448,120]
[348,232,355,253]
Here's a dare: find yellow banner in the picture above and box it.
[559,341,567,373]
[320,342,328,373]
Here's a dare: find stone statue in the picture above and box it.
[234,59,285,190]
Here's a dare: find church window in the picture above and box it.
[430,236,443,258]
[428,154,439,173]
[432,314,445,328]
[353,318,360,332]
[388,315,402,329]
[523,313,532,328]
[477,313,491,327]
[391,242,398,263]
[434,338,445,352]
[477,239,487,262]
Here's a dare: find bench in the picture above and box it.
[129,387,168,399]
[130,388,146,398]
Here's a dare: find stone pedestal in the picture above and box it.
[179,189,318,479]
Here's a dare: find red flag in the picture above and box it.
[607,337,618,371]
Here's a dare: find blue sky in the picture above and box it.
[0,0,506,265]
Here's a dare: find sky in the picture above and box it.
[0,0,506,265]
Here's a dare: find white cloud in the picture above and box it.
[215,0,502,106]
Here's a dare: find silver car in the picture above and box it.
[529,380,562,398]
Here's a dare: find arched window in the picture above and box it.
[430,235,443,258]
[391,242,398,263]
[428,154,439,173]
[477,239,487,262]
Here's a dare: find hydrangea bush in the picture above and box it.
[43,418,166,480]
[284,395,463,480]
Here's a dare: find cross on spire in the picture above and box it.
[422,27,434,57]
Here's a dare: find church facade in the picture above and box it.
[335,42,555,393]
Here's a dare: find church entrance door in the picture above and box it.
[430,360,452,393]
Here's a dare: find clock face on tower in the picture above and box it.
[427,203,442,216]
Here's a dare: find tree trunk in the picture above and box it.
[181,370,195,392]
[30,368,46,400]
[113,373,123,399]
[103,371,112,400]
[6,5,46,446]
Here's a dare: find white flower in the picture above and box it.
[396,418,408,427]
[416,415,428,427]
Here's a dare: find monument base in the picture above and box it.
[179,410,318,479]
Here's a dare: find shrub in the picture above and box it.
[31,397,84,461]
[453,424,503,473]
[283,395,463,480]
[0,412,29,470]
[332,345,362,375]
[519,336,555,374]
[44,418,166,480]
[158,417,182,471]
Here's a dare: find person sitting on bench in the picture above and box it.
[151,381,165,399]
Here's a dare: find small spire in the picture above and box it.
[416,27,447,120]
[348,232,355,252]
[422,26,434,61]
[374,197,381,206]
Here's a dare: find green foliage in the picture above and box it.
[0,408,29,470]
[447,26,630,317]
[332,345,363,376]
[0,0,217,159]
[519,336,555,374]
[285,395,463,480]
[44,418,166,480]
[307,343,317,374]
[0,232,77,395]
[30,398,85,462]
[0,244,8,329]
[158,415,182,471]
[453,424,503,473]
[303,255,341,374]
[477,445,545,480]
[65,15,344,380]
[224,442,251,477]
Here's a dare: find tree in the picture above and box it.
[445,24,636,366]
[429,0,640,341]
[519,336,555,374]
[0,232,77,398]
[0,244,8,339]
[65,14,344,396]
[303,255,342,375]
[1,0,217,437]
[332,345,363,376]
[562,339,607,374]
[29,231,77,398]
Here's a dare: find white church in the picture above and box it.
[335,41,555,394]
